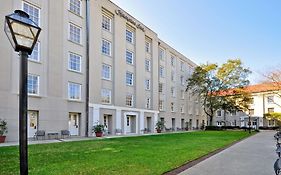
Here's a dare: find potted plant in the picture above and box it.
[155,121,165,133]
[0,119,7,143]
[92,124,105,137]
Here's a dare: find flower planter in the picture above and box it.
[157,129,161,133]
[95,132,103,137]
[0,136,6,143]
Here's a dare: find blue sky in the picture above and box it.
[111,0,281,83]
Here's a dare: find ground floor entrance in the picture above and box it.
[28,111,38,138]
[69,113,80,136]
[103,114,113,134]
[125,115,137,134]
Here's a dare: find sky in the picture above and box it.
[111,0,281,84]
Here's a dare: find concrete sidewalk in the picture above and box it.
[180,131,276,175]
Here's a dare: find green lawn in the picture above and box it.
[0,131,252,175]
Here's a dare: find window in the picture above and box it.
[29,42,40,62]
[126,72,134,85]
[126,50,134,64]
[160,66,164,78]
[69,53,81,72]
[181,90,185,99]
[249,97,254,104]
[69,0,81,15]
[102,15,111,32]
[145,79,150,90]
[159,100,164,111]
[145,41,151,53]
[146,98,151,109]
[28,74,39,95]
[145,59,151,72]
[180,105,184,113]
[101,89,111,104]
[159,48,165,60]
[171,71,175,81]
[126,94,133,107]
[68,82,81,100]
[231,110,237,116]
[217,121,222,126]
[267,96,274,104]
[268,108,274,113]
[69,23,81,44]
[180,75,184,85]
[126,29,134,43]
[102,64,111,80]
[171,56,175,66]
[180,61,184,71]
[23,2,40,25]
[171,87,176,97]
[249,109,254,116]
[217,110,222,117]
[171,102,175,112]
[102,39,111,56]
[159,83,163,93]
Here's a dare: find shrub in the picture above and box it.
[205,126,222,131]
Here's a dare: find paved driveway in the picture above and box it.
[180,131,276,175]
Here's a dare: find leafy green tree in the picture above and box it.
[186,59,251,126]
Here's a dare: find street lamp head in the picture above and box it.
[4,10,41,55]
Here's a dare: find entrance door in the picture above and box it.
[125,116,131,133]
[69,113,80,136]
[181,119,185,129]
[147,117,152,132]
[104,115,113,134]
[125,115,136,134]
[172,118,175,131]
[28,111,38,138]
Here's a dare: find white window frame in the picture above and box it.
[180,75,184,85]
[126,71,134,86]
[146,97,151,109]
[267,96,274,104]
[160,66,164,78]
[69,0,82,16]
[68,82,82,101]
[145,59,151,72]
[102,64,112,80]
[126,29,134,43]
[102,14,111,32]
[180,61,184,71]
[126,50,134,65]
[180,105,184,113]
[145,41,151,53]
[22,1,40,26]
[101,89,111,104]
[171,56,175,66]
[126,94,134,107]
[101,39,111,56]
[171,87,176,97]
[171,102,175,112]
[28,74,40,95]
[29,42,40,62]
[171,71,175,81]
[69,23,82,44]
[145,79,151,90]
[68,52,82,72]
[159,100,164,111]
[159,83,163,93]
[159,48,165,60]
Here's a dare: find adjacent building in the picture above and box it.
[214,83,281,128]
[0,0,205,141]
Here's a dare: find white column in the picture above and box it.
[140,111,144,134]
[116,109,122,133]
[93,107,100,125]
[153,112,158,133]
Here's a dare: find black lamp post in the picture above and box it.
[4,10,41,175]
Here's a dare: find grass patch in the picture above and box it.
[0,131,253,175]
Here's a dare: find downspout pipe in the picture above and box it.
[85,0,90,137]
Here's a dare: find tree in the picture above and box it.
[264,112,281,127]
[186,59,251,126]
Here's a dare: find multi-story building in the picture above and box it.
[214,83,281,128]
[0,0,205,141]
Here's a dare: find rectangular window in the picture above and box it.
[102,64,112,80]
[102,39,111,56]
[69,0,81,16]
[23,2,40,25]
[171,102,175,112]
[68,82,81,100]
[159,83,163,93]
[171,56,175,66]
[145,79,150,90]
[180,75,184,85]
[69,53,81,72]
[249,109,254,116]
[145,59,151,72]
[126,50,134,64]
[159,100,164,111]
[126,94,133,107]
[249,97,254,104]
[102,15,111,32]
[171,71,175,81]
[171,87,176,97]
[180,105,184,113]
[126,72,134,86]
[160,66,164,78]
[126,29,134,43]
[268,108,274,113]
[145,41,151,53]
[69,23,81,44]
[180,61,184,71]
[159,48,165,60]
[267,96,274,104]
[181,90,185,99]
[101,89,111,104]
[217,110,222,117]
[29,42,40,62]
[28,74,39,95]
[146,98,151,109]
